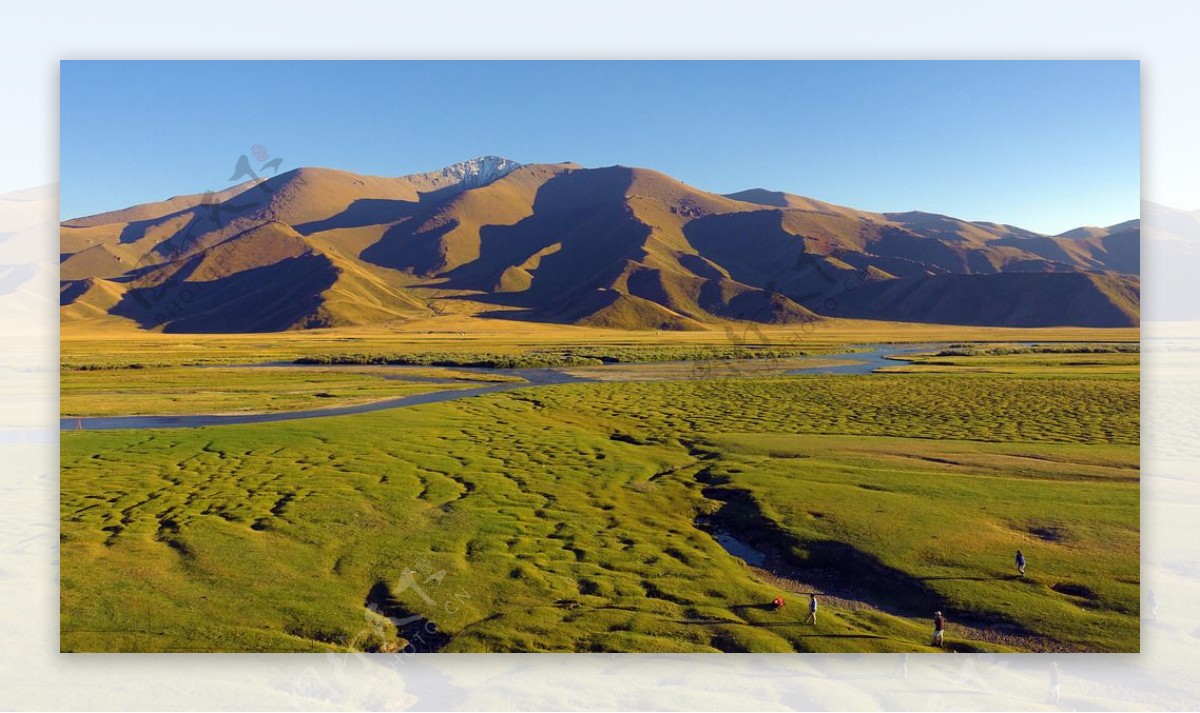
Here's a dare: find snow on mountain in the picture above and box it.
[417,156,523,190]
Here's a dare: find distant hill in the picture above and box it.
[60,158,1140,332]
[828,272,1139,327]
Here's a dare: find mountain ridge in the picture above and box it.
[60,158,1140,332]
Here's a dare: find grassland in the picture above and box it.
[59,318,1139,369]
[61,366,518,417]
[558,357,863,381]
[60,339,1138,653]
[879,347,1140,376]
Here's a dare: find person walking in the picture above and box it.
[932,610,946,647]
[1047,661,1061,704]
[1016,550,1027,577]
[805,594,818,625]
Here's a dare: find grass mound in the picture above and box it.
[62,366,1137,652]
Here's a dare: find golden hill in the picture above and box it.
[60,158,1140,332]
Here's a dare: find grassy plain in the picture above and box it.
[60,330,1139,653]
[558,357,863,381]
[59,317,1139,368]
[59,366,518,417]
[880,351,1139,376]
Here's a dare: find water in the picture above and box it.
[784,343,947,375]
[62,345,943,431]
[713,531,768,567]
[60,383,521,431]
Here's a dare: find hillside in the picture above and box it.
[829,272,1140,327]
[60,158,1140,331]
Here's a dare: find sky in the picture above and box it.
[60,60,1140,234]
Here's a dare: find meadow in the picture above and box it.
[879,343,1140,376]
[60,338,1139,653]
[60,366,517,417]
[59,319,1138,368]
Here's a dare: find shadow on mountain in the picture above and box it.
[723,188,791,207]
[361,218,462,276]
[294,197,422,235]
[683,210,850,302]
[465,289,707,331]
[366,166,642,297]
[873,225,985,274]
[118,187,279,247]
[827,272,1140,327]
[111,254,337,332]
[60,160,1144,332]
[461,167,643,302]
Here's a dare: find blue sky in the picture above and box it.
[60,60,1139,234]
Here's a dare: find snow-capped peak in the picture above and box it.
[428,156,523,189]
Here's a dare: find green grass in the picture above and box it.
[559,356,864,381]
[61,338,850,370]
[939,343,1140,355]
[60,366,516,417]
[880,350,1140,376]
[696,432,1138,651]
[294,344,865,368]
[61,366,1138,653]
[59,322,1138,370]
[58,342,861,372]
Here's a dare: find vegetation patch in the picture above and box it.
[60,366,491,417]
[62,364,1138,653]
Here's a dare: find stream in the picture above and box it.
[61,343,943,431]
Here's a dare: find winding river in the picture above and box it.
[61,344,941,431]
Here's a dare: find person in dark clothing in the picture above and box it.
[1016,550,1027,577]
[806,594,818,625]
[932,611,946,647]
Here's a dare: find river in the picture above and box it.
[61,344,943,431]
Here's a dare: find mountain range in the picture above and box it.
[60,157,1140,332]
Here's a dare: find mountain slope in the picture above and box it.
[828,272,1140,327]
[60,158,1140,332]
[62,220,429,332]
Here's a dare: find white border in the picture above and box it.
[3,2,1198,709]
